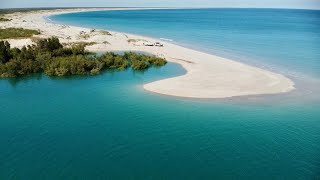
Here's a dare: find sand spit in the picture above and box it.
[0,8,295,98]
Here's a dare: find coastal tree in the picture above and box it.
[37,37,62,52]
[0,38,167,78]
[0,41,11,64]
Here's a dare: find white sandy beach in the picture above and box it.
[0,8,295,98]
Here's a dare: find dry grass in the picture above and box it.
[30,36,44,43]
[127,39,147,43]
[63,41,97,47]
[100,30,112,36]
[78,33,90,40]
[0,28,40,39]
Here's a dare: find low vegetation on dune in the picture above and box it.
[0,28,40,39]
[0,8,66,15]
[127,39,147,43]
[100,30,112,36]
[63,41,97,47]
[0,37,167,78]
[0,17,11,21]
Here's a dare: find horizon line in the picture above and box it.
[1,7,320,11]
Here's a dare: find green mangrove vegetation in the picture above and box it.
[0,28,40,39]
[0,37,167,78]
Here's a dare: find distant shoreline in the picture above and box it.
[1,8,295,98]
[1,7,320,11]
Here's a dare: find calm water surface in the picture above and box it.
[0,9,319,179]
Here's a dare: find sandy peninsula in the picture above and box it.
[0,8,295,98]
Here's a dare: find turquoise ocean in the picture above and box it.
[0,9,319,179]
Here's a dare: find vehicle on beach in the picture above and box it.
[143,42,164,47]
[154,42,164,47]
[143,42,154,46]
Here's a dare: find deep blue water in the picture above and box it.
[0,9,319,179]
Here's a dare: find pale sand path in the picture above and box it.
[0,8,295,98]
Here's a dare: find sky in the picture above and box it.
[1,0,320,9]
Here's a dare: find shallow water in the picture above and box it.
[1,63,319,179]
[0,9,319,179]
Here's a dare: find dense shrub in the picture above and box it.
[0,37,167,78]
[0,41,11,63]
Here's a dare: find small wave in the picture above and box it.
[43,15,50,20]
[43,16,53,22]
[160,38,174,42]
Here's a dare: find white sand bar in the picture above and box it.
[0,8,295,98]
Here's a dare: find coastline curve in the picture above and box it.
[2,8,295,99]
